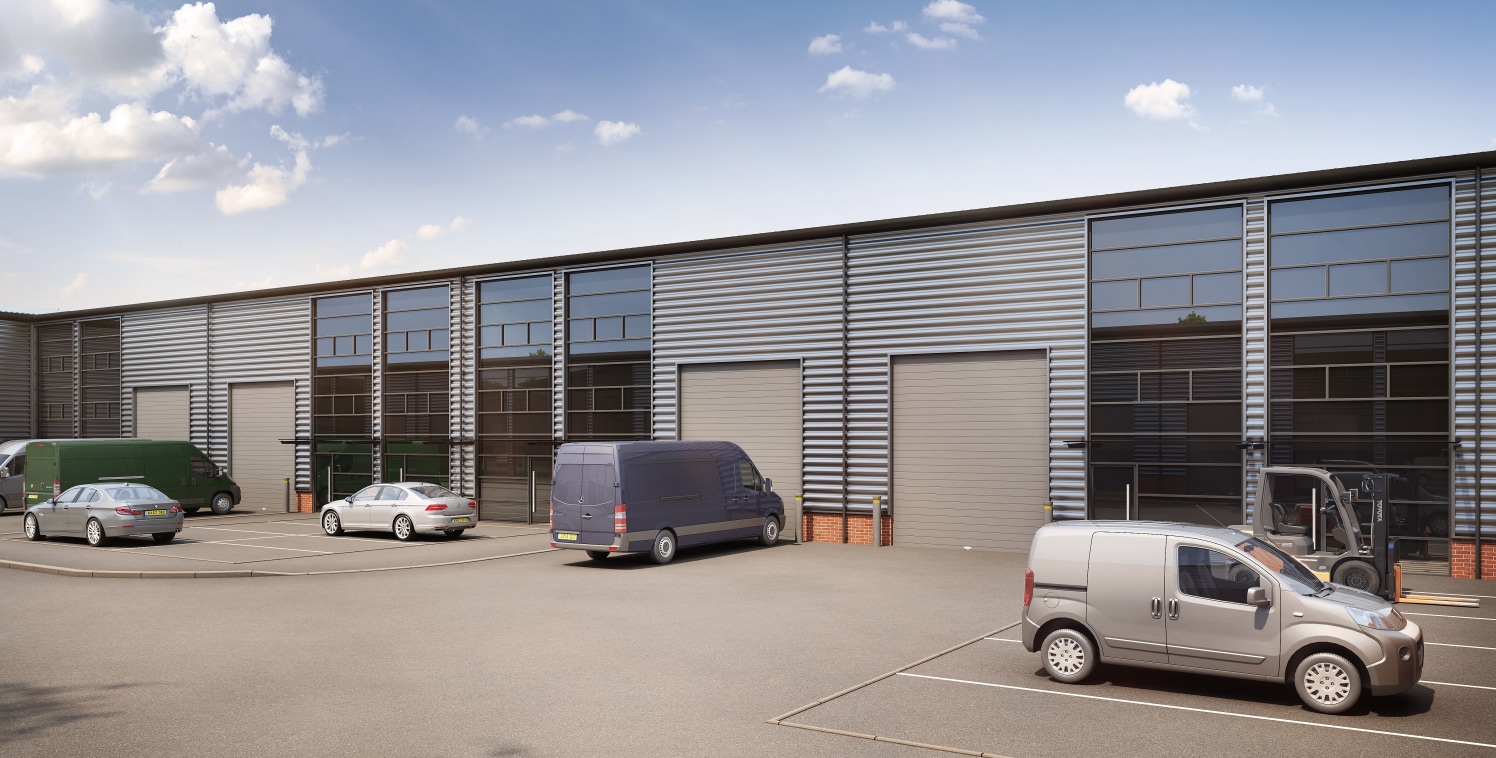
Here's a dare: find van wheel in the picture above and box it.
[393,514,415,541]
[586,550,610,561]
[1294,652,1362,714]
[650,530,676,565]
[322,510,343,536]
[209,493,234,515]
[85,518,108,547]
[1332,561,1380,594]
[23,513,44,541]
[759,516,780,546]
[152,532,176,544]
[1041,628,1096,684]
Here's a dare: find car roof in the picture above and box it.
[1042,520,1249,543]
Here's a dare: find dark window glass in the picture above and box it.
[1139,372,1189,401]
[624,315,650,339]
[570,319,593,341]
[431,330,449,350]
[1270,292,1448,321]
[1091,374,1137,402]
[317,314,373,337]
[569,291,649,318]
[503,323,528,345]
[569,338,651,355]
[316,337,334,355]
[1188,403,1240,433]
[480,300,551,324]
[1390,364,1447,398]
[1178,545,1259,604]
[1327,366,1374,399]
[1271,186,1449,234]
[480,276,551,302]
[387,309,448,331]
[1191,370,1240,400]
[594,317,623,340]
[1271,267,1326,300]
[1289,333,1373,366]
[1141,276,1191,308]
[1270,222,1449,267]
[386,332,406,352]
[1390,257,1448,294]
[1092,280,1138,310]
[1192,272,1241,305]
[407,331,429,351]
[569,266,650,295]
[385,287,448,311]
[1328,262,1388,297]
[1386,400,1448,433]
[335,335,354,354]
[1091,207,1242,250]
[1091,240,1241,280]
[355,334,372,355]
[316,295,371,318]
[1387,329,1447,362]
[1092,304,1242,330]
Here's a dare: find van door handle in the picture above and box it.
[1150,597,1162,618]
[582,513,593,519]
[1167,599,1179,620]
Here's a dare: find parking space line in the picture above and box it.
[1427,642,1496,651]
[1423,680,1496,691]
[895,672,1496,749]
[983,637,1021,643]
[198,542,331,554]
[1404,612,1496,622]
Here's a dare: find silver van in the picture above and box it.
[1022,521,1423,714]
[0,439,34,513]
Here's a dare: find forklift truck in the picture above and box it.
[1234,466,1476,607]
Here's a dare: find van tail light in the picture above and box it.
[115,506,143,516]
[1023,568,1035,608]
[548,504,554,530]
[614,504,627,535]
[425,503,448,511]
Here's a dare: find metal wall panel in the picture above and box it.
[206,298,310,478]
[848,217,1088,519]
[1242,199,1268,522]
[652,239,844,511]
[1454,171,1496,540]
[121,307,209,447]
[449,277,476,496]
[369,290,383,482]
[0,319,31,440]
[294,377,311,490]
[551,271,565,440]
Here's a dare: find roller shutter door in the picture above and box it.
[680,361,802,541]
[892,351,1047,551]
[230,382,294,513]
[134,386,189,441]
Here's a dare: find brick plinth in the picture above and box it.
[1451,539,1496,579]
[295,491,315,513]
[801,512,892,546]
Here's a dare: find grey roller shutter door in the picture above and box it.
[892,351,1048,551]
[134,387,190,441]
[680,361,802,541]
[230,382,294,513]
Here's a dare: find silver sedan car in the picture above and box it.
[320,482,477,540]
[24,483,185,546]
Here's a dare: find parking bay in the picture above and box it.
[780,597,1496,757]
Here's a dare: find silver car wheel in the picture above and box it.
[393,515,414,541]
[1303,661,1352,706]
[23,513,41,540]
[86,519,105,547]
[322,510,342,536]
[1047,637,1085,676]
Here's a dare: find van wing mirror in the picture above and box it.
[763,477,773,492]
[0,466,9,479]
[1246,586,1270,607]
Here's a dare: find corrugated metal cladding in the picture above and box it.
[120,307,209,448]
[1453,171,1496,539]
[550,271,565,441]
[0,319,31,440]
[369,290,383,482]
[847,217,1088,519]
[651,239,844,511]
[1242,200,1268,522]
[205,298,310,482]
[294,377,311,490]
[449,278,476,496]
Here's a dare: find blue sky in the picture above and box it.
[1,0,1493,312]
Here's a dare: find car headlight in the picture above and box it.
[1347,606,1407,631]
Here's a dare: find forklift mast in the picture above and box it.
[1360,472,1396,596]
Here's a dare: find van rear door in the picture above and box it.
[551,461,618,544]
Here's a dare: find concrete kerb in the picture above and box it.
[0,547,557,579]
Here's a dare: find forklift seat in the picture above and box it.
[1270,502,1309,536]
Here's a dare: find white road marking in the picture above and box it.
[196,541,330,554]
[895,672,1496,750]
[1426,642,1496,652]
[1422,680,1496,691]
[1404,612,1496,622]
[983,637,1022,642]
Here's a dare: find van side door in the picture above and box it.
[1164,538,1281,676]
[729,459,765,524]
[1085,532,1168,664]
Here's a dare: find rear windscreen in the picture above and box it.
[552,464,617,505]
[110,486,169,501]
[409,485,458,499]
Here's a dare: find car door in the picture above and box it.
[39,487,77,533]
[66,487,99,532]
[368,486,404,531]
[346,485,382,528]
[1085,531,1169,664]
[1164,538,1281,676]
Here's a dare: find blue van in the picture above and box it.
[549,441,785,564]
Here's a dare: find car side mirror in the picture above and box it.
[763,477,773,492]
[0,467,9,479]
[1246,587,1270,607]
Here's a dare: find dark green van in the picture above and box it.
[24,440,242,514]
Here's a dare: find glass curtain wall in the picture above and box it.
[566,266,651,440]
[313,294,374,504]
[1267,185,1452,570]
[476,275,554,521]
[382,286,450,488]
[1088,206,1245,525]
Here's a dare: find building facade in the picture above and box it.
[2,152,1493,578]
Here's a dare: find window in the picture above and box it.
[313,373,373,436]
[738,460,764,492]
[190,457,217,477]
[552,464,616,505]
[314,295,373,368]
[6,454,23,476]
[410,485,458,499]
[566,266,651,440]
[1090,206,1243,332]
[479,276,552,360]
[385,286,450,364]
[351,485,382,501]
[1178,545,1260,604]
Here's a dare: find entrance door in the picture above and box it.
[1090,465,1136,520]
[1086,531,1168,663]
[1165,537,1281,676]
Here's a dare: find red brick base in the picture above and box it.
[802,512,892,546]
[295,491,315,514]
[1452,539,1496,579]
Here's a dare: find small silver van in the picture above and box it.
[1022,521,1423,714]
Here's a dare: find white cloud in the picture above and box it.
[863,21,908,34]
[214,149,309,214]
[77,180,112,199]
[906,33,957,50]
[416,224,445,241]
[454,115,487,136]
[506,110,591,129]
[20,54,46,77]
[449,216,471,231]
[1124,79,1196,120]
[359,238,407,270]
[595,120,640,145]
[923,0,984,24]
[161,2,323,117]
[318,133,348,148]
[143,144,238,192]
[61,272,89,296]
[809,34,843,55]
[552,110,589,123]
[269,123,309,150]
[0,101,205,177]
[818,66,896,99]
[940,22,981,39]
[318,216,469,279]
[1232,84,1279,117]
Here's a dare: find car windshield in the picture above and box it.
[408,485,457,499]
[109,486,169,501]
[1235,536,1326,594]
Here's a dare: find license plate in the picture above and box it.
[452,517,470,524]
[557,532,578,541]
[145,509,167,517]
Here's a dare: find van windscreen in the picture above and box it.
[553,464,617,505]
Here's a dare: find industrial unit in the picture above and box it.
[2,151,1493,579]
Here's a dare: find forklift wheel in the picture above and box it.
[1332,561,1380,594]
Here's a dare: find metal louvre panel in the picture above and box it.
[449,278,476,496]
[1483,171,1496,540]
[1454,172,1495,539]
[0,319,31,439]
[207,298,310,472]
[551,271,564,440]
[1242,200,1268,523]
[121,307,208,444]
[652,239,843,512]
[848,217,1087,519]
[294,377,311,489]
[370,290,382,481]
[34,321,75,438]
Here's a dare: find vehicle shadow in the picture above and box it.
[1029,664,1434,717]
[561,539,794,570]
[0,681,140,747]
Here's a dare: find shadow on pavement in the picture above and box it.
[0,680,141,746]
